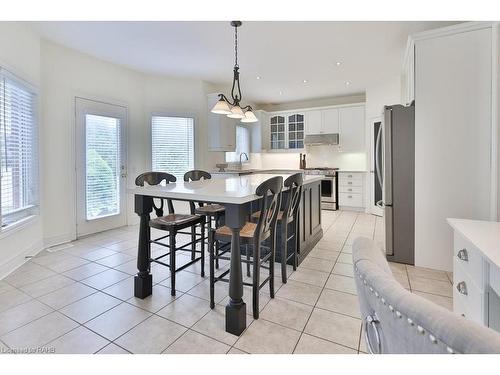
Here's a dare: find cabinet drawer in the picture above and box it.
[453,263,485,325]
[453,232,486,290]
[339,178,363,187]
[339,185,363,194]
[339,192,363,207]
[338,173,363,181]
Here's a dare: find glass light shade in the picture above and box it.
[227,105,245,119]
[241,110,258,123]
[211,99,232,115]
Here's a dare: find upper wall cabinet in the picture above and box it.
[339,105,365,152]
[267,112,305,151]
[207,93,237,152]
[402,42,415,105]
[306,109,340,135]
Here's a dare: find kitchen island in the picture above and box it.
[128,173,323,336]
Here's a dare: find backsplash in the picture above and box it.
[248,146,367,170]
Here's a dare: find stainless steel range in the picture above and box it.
[303,168,338,210]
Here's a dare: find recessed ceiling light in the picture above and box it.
[336,62,342,66]
[279,91,283,95]
[303,79,308,83]
[256,76,261,80]
[345,81,351,86]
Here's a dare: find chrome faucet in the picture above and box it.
[239,152,249,169]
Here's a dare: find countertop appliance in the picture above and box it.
[303,167,338,211]
[376,102,415,265]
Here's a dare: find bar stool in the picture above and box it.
[183,170,226,269]
[251,173,303,283]
[208,176,283,319]
[135,172,205,296]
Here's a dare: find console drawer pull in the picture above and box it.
[457,248,468,261]
[456,281,468,296]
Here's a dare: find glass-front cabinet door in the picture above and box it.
[269,113,305,150]
[270,115,285,149]
[288,114,304,149]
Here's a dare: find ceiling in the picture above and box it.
[31,21,457,105]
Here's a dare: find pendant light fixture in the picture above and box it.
[211,21,258,123]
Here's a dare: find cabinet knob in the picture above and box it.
[457,248,468,262]
[348,195,352,198]
[348,174,353,177]
[456,281,468,296]
[348,188,352,191]
[348,182,352,185]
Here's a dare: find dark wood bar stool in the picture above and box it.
[208,176,283,319]
[252,173,303,283]
[135,172,205,296]
[184,170,226,269]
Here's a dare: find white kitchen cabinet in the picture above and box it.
[338,106,365,152]
[338,172,366,210]
[321,108,340,134]
[207,93,236,152]
[305,110,323,135]
[402,42,415,105]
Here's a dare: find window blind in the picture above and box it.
[0,69,38,228]
[226,125,250,163]
[152,116,194,180]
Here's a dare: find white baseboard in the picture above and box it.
[43,233,75,249]
[0,239,43,280]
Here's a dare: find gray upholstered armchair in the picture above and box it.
[353,237,500,354]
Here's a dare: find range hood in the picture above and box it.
[304,133,339,146]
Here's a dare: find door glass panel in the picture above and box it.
[85,114,121,220]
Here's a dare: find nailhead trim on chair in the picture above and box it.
[355,266,457,353]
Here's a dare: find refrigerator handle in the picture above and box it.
[375,123,383,191]
[383,107,393,206]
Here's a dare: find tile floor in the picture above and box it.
[0,210,453,354]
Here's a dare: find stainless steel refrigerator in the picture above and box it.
[375,102,415,265]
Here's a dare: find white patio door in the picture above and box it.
[75,97,127,237]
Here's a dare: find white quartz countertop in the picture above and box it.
[447,218,500,267]
[128,173,323,204]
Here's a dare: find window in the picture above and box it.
[0,69,38,229]
[288,114,304,149]
[151,115,194,180]
[226,125,250,163]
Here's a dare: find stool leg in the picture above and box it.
[252,242,261,319]
[209,229,215,309]
[246,244,251,278]
[169,230,176,296]
[191,225,196,261]
[269,229,276,298]
[214,215,220,269]
[200,221,205,278]
[293,219,299,271]
[281,221,288,284]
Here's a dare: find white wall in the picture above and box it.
[0,23,43,278]
[41,39,222,246]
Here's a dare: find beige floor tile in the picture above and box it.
[299,257,335,273]
[0,300,53,336]
[0,312,78,348]
[407,266,449,282]
[0,289,33,314]
[393,272,411,289]
[192,305,252,346]
[235,319,301,354]
[4,263,57,287]
[45,256,89,273]
[337,253,353,265]
[150,263,172,283]
[316,289,361,318]
[157,294,211,327]
[49,326,109,354]
[413,291,453,311]
[60,292,121,323]
[0,281,15,295]
[260,297,313,331]
[332,262,354,278]
[163,330,230,354]
[80,269,129,290]
[96,253,135,268]
[388,261,407,276]
[20,274,75,298]
[276,280,322,306]
[38,283,96,309]
[80,248,117,261]
[325,274,357,295]
[308,249,340,261]
[84,302,151,340]
[186,278,228,303]
[104,240,137,252]
[315,240,344,251]
[409,275,452,297]
[304,308,361,350]
[114,259,138,275]
[341,246,353,254]
[62,262,109,281]
[115,315,186,354]
[227,347,248,354]
[294,333,357,354]
[160,270,204,293]
[218,285,272,314]
[127,285,178,313]
[289,268,329,287]
[102,277,135,300]
[96,343,130,354]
